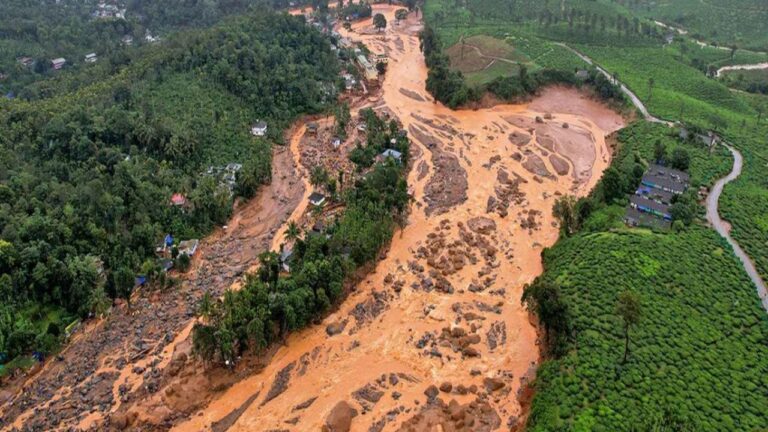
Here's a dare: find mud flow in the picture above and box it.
[0,6,624,432]
[173,6,623,432]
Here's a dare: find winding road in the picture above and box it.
[560,43,768,312]
[706,145,768,310]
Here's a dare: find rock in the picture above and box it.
[467,217,496,235]
[462,346,480,358]
[424,385,439,400]
[323,400,358,432]
[483,377,505,393]
[325,320,346,337]
[439,382,453,393]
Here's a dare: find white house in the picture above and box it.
[85,53,98,63]
[309,192,326,207]
[51,58,66,70]
[178,239,200,257]
[251,121,268,137]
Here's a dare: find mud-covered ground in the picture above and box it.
[169,7,624,432]
[1,7,624,432]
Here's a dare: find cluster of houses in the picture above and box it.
[624,163,689,229]
[205,163,243,194]
[92,2,126,20]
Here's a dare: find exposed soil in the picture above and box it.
[2,7,626,432]
[166,6,624,432]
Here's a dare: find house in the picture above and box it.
[635,185,675,205]
[575,69,589,81]
[629,195,672,221]
[375,53,388,64]
[309,192,326,207]
[85,53,98,63]
[251,121,268,137]
[379,148,403,163]
[122,35,134,46]
[135,275,147,287]
[170,193,187,207]
[640,164,689,195]
[356,54,379,81]
[0,73,7,81]
[51,58,67,70]
[307,122,319,135]
[331,137,342,148]
[178,239,200,257]
[338,37,353,49]
[17,57,34,67]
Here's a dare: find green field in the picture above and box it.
[632,0,768,51]
[526,121,768,431]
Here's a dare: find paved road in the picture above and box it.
[555,43,673,125]
[560,43,768,312]
[706,144,768,311]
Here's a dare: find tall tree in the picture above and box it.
[616,290,642,364]
[373,13,387,32]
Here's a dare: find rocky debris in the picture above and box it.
[409,124,468,216]
[538,135,555,151]
[483,377,506,393]
[549,153,570,176]
[486,321,508,351]
[482,155,502,169]
[437,326,482,358]
[211,391,261,432]
[519,209,542,231]
[467,217,496,235]
[326,319,347,337]
[293,396,318,411]
[488,168,526,217]
[399,88,425,102]
[349,290,390,329]
[508,132,531,147]
[423,385,439,401]
[323,400,358,432]
[439,382,453,393]
[261,361,296,406]
[353,383,385,405]
[522,153,552,178]
[397,395,502,432]
[416,160,429,181]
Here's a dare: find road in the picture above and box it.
[560,43,768,313]
[706,144,768,311]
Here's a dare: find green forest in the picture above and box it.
[0,0,309,96]
[192,111,410,364]
[0,11,339,367]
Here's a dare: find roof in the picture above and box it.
[85,53,97,58]
[309,192,326,203]
[253,120,267,129]
[630,195,671,216]
[635,186,675,204]
[381,148,403,160]
[52,58,66,64]
[170,193,187,206]
[641,164,689,193]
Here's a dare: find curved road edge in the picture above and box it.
[558,42,768,312]
[706,144,768,311]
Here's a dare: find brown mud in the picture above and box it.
[1,7,625,432]
[169,6,624,432]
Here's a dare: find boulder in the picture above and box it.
[322,401,358,432]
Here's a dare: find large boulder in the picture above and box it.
[322,400,358,432]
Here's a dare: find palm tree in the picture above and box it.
[616,290,642,364]
[286,221,300,242]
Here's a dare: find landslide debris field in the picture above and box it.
[0,6,624,432]
[174,7,623,432]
